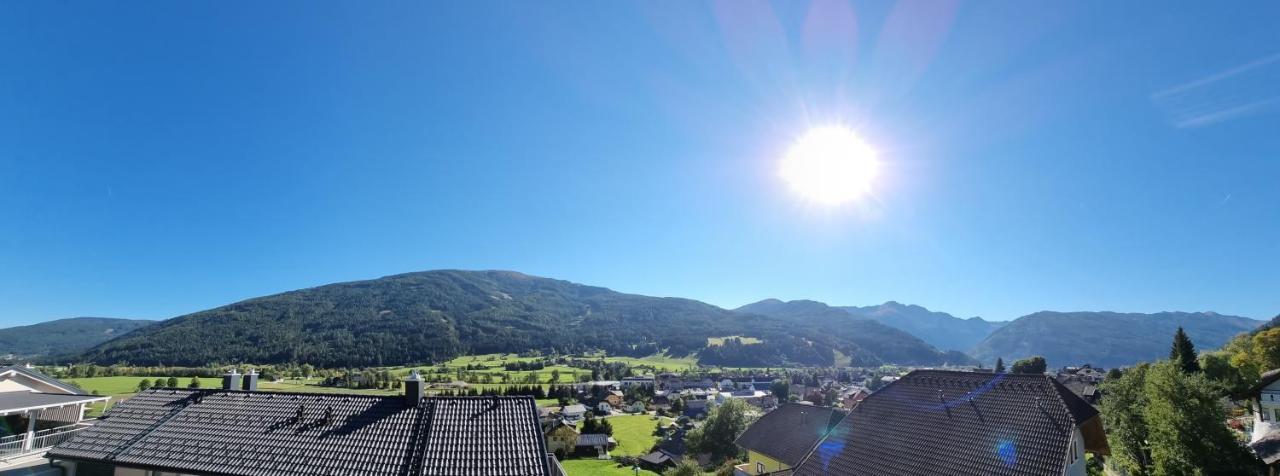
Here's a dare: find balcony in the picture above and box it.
[0,422,93,461]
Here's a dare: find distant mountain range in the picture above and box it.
[0,317,154,359]
[7,270,1266,370]
[969,311,1262,369]
[72,271,963,368]
[840,301,1005,352]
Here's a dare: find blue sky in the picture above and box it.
[2,1,1278,326]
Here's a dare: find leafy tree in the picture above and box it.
[1199,351,1249,397]
[188,376,201,388]
[686,398,751,462]
[1253,327,1280,372]
[1010,356,1046,374]
[1100,363,1151,474]
[1106,368,1123,380]
[663,460,701,476]
[1142,360,1259,474]
[136,379,152,391]
[1169,326,1201,373]
[994,357,1005,373]
[770,379,789,401]
[166,376,179,388]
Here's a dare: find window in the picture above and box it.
[757,462,765,474]
[1274,409,1280,421]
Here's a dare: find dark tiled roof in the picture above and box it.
[575,434,611,447]
[48,389,549,476]
[1252,430,1280,465]
[735,403,845,467]
[794,370,1099,476]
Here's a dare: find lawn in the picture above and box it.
[577,414,667,457]
[561,459,659,476]
[67,376,225,398]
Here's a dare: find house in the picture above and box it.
[574,433,617,459]
[538,405,560,426]
[604,390,625,408]
[841,388,870,409]
[683,399,710,418]
[544,419,580,458]
[0,365,109,461]
[791,370,1109,476]
[1245,369,1280,471]
[640,430,688,472]
[1055,374,1100,405]
[561,403,588,423]
[595,401,613,415]
[733,403,846,476]
[716,389,772,409]
[624,401,646,414]
[620,376,654,388]
[46,370,554,476]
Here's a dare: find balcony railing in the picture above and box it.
[0,423,92,460]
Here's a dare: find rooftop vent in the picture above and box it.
[222,369,241,390]
[404,369,424,408]
[242,369,259,391]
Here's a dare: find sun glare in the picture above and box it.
[780,126,879,205]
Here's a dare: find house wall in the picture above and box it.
[546,426,579,455]
[1255,380,1280,441]
[743,450,789,475]
[0,373,64,393]
[1062,428,1087,476]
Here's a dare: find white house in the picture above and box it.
[1247,369,1280,471]
[561,404,588,423]
[0,365,109,462]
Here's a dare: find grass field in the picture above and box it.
[706,336,763,346]
[67,376,225,398]
[561,459,660,476]
[576,414,670,457]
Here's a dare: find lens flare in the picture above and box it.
[780,126,878,205]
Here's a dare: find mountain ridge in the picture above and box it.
[0,317,155,360]
[73,270,964,368]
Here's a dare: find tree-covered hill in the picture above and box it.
[75,270,966,368]
[733,299,978,366]
[970,311,1262,369]
[840,301,1004,352]
[0,317,154,360]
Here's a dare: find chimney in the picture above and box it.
[404,369,424,407]
[242,369,259,391]
[222,368,241,390]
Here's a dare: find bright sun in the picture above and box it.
[780,126,878,205]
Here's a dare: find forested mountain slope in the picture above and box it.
[77,271,967,368]
[0,317,154,360]
[970,311,1262,368]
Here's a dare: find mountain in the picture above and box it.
[840,301,1005,352]
[733,299,978,366]
[77,270,964,368]
[0,317,155,360]
[970,311,1263,369]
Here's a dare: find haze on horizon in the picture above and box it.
[2,1,1278,326]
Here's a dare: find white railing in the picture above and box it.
[0,436,25,459]
[0,423,91,460]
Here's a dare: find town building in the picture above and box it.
[792,370,1108,476]
[1246,368,1280,472]
[733,403,845,476]
[46,370,554,476]
[0,365,108,462]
